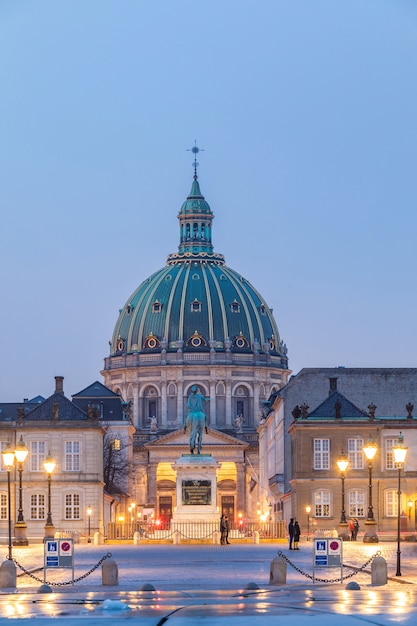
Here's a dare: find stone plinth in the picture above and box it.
[171,454,220,524]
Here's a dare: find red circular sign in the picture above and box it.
[329,540,340,551]
[61,541,71,552]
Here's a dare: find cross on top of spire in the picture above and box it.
[187,141,204,179]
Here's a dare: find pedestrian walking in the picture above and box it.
[288,518,295,549]
[353,518,359,541]
[293,520,301,549]
[349,518,355,541]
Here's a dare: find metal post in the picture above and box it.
[367,461,374,520]
[17,464,24,523]
[46,474,53,526]
[7,469,12,560]
[340,472,347,524]
[396,465,402,576]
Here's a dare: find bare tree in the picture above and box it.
[103,430,132,495]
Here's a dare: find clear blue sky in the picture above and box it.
[1,0,417,402]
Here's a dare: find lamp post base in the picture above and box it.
[13,523,29,547]
[363,520,379,543]
[44,524,56,539]
[338,522,350,541]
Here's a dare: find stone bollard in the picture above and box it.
[253,530,260,544]
[270,555,287,585]
[102,558,119,586]
[133,531,140,545]
[0,560,16,589]
[213,530,220,545]
[93,531,100,546]
[371,555,387,586]
[172,530,181,545]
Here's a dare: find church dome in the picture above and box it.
[109,172,288,366]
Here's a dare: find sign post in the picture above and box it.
[312,537,343,584]
[44,538,75,585]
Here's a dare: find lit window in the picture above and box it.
[385,489,398,517]
[348,490,365,517]
[385,439,396,470]
[112,439,121,451]
[314,490,331,517]
[0,493,7,520]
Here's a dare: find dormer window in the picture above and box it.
[126,304,134,315]
[230,300,240,313]
[191,299,202,313]
[259,304,267,316]
[186,331,207,348]
[152,300,162,313]
[233,332,249,349]
[144,332,160,350]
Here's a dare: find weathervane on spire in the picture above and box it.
[187,140,204,179]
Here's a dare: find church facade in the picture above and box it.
[102,161,290,522]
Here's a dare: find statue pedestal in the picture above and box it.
[171,455,220,535]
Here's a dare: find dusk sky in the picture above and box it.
[1,0,417,402]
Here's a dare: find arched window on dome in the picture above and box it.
[185,331,208,349]
[190,299,202,313]
[233,385,252,427]
[230,300,241,314]
[152,300,162,313]
[232,332,249,350]
[143,333,161,351]
[193,223,198,238]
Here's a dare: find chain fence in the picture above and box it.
[277,549,381,583]
[12,552,113,587]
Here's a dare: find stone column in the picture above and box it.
[133,384,139,428]
[161,384,167,428]
[210,379,216,426]
[236,461,246,516]
[177,381,184,426]
[226,382,232,426]
[147,461,158,507]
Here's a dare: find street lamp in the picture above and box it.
[305,505,311,541]
[87,505,92,543]
[362,437,378,543]
[2,444,15,560]
[13,436,29,546]
[336,450,350,539]
[393,433,407,577]
[43,453,56,539]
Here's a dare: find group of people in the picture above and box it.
[349,518,360,541]
[288,518,301,550]
[220,514,230,544]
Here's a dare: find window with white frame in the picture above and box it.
[65,493,80,519]
[30,441,47,471]
[385,439,396,470]
[314,439,330,470]
[348,490,365,517]
[30,494,45,520]
[385,489,398,517]
[314,490,331,517]
[0,493,7,520]
[65,441,80,471]
[347,438,364,469]
[0,442,8,471]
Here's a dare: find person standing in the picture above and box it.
[353,518,359,541]
[293,520,301,550]
[224,515,230,544]
[288,518,295,550]
[220,515,226,544]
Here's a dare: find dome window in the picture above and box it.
[152,300,162,313]
[186,331,207,348]
[192,273,200,280]
[220,274,227,281]
[144,332,161,350]
[269,336,276,351]
[233,332,249,349]
[230,300,241,313]
[116,337,125,352]
[126,304,134,315]
[259,304,267,316]
[191,299,202,313]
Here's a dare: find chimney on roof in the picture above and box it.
[55,376,64,395]
[329,377,338,395]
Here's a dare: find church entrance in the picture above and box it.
[221,495,234,520]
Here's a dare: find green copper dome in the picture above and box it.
[109,175,288,365]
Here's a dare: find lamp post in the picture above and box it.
[43,453,56,539]
[336,450,350,540]
[87,505,92,543]
[393,433,407,577]
[362,437,378,543]
[2,444,15,560]
[13,436,29,546]
[305,505,311,541]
